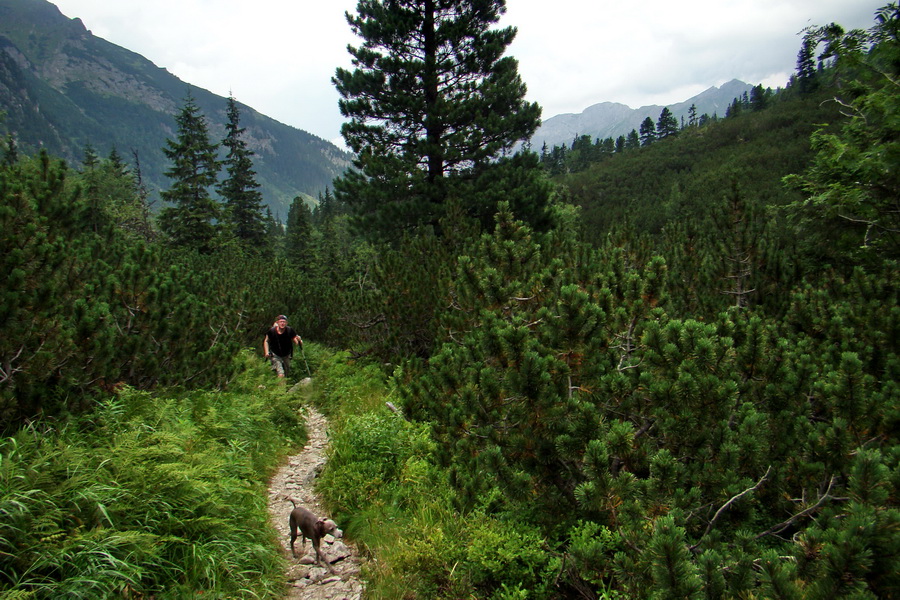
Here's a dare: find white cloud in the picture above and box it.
[51,0,884,141]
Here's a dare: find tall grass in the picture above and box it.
[0,351,306,599]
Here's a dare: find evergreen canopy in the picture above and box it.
[158,91,221,253]
[333,0,541,238]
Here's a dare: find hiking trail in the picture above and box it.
[267,384,366,600]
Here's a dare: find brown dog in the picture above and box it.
[285,497,342,567]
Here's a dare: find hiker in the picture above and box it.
[264,315,302,378]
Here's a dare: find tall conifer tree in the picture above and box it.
[159,91,221,253]
[333,0,542,238]
[219,95,267,249]
[639,117,657,146]
[284,196,314,266]
[656,107,678,139]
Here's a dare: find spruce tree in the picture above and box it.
[284,196,314,266]
[158,91,221,253]
[219,95,267,249]
[333,0,542,238]
[79,149,151,239]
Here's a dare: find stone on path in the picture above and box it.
[267,403,365,600]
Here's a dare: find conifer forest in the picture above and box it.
[1,1,898,598]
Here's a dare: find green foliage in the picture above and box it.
[333,0,543,238]
[80,146,152,240]
[219,95,268,250]
[334,230,455,361]
[3,5,899,599]
[284,195,314,266]
[312,350,568,599]
[0,149,314,426]
[559,89,841,256]
[0,354,305,599]
[158,91,221,253]
[784,4,900,265]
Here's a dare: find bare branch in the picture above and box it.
[756,476,837,540]
[691,466,772,552]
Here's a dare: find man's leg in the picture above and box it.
[271,355,286,378]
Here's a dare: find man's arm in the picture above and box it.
[263,336,270,357]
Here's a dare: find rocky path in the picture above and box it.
[267,391,366,600]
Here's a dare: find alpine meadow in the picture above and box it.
[1,1,898,599]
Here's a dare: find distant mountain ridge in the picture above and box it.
[530,79,756,150]
[0,0,351,216]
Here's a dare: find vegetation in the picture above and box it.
[1,2,898,599]
[333,0,544,238]
[0,353,306,599]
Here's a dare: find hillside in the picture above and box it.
[530,79,755,150]
[1,2,897,598]
[0,0,351,216]
[557,88,843,243]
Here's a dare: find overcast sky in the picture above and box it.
[50,0,883,147]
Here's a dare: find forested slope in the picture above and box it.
[1,2,897,599]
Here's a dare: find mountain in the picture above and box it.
[0,0,352,217]
[529,79,756,150]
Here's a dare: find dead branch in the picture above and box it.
[755,476,837,540]
[691,466,772,552]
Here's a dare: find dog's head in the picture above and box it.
[318,517,342,539]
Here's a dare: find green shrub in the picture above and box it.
[463,516,559,598]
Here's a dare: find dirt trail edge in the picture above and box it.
[267,396,366,600]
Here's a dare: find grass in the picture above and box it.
[0,344,559,599]
[0,350,307,599]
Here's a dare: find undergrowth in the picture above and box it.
[0,350,307,599]
[311,350,559,599]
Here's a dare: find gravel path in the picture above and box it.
[267,386,366,600]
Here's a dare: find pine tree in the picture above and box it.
[750,84,770,110]
[625,129,640,150]
[284,196,314,266]
[158,91,221,253]
[639,117,656,146]
[786,7,900,263]
[219,95,267,249]
[656,107,678,139]
[795,34,818,94]
[333,0,542,238]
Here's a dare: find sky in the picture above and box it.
[50,0,884,148]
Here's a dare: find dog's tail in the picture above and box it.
[284,495,299,508]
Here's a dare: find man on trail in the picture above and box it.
[264,315,302,378]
